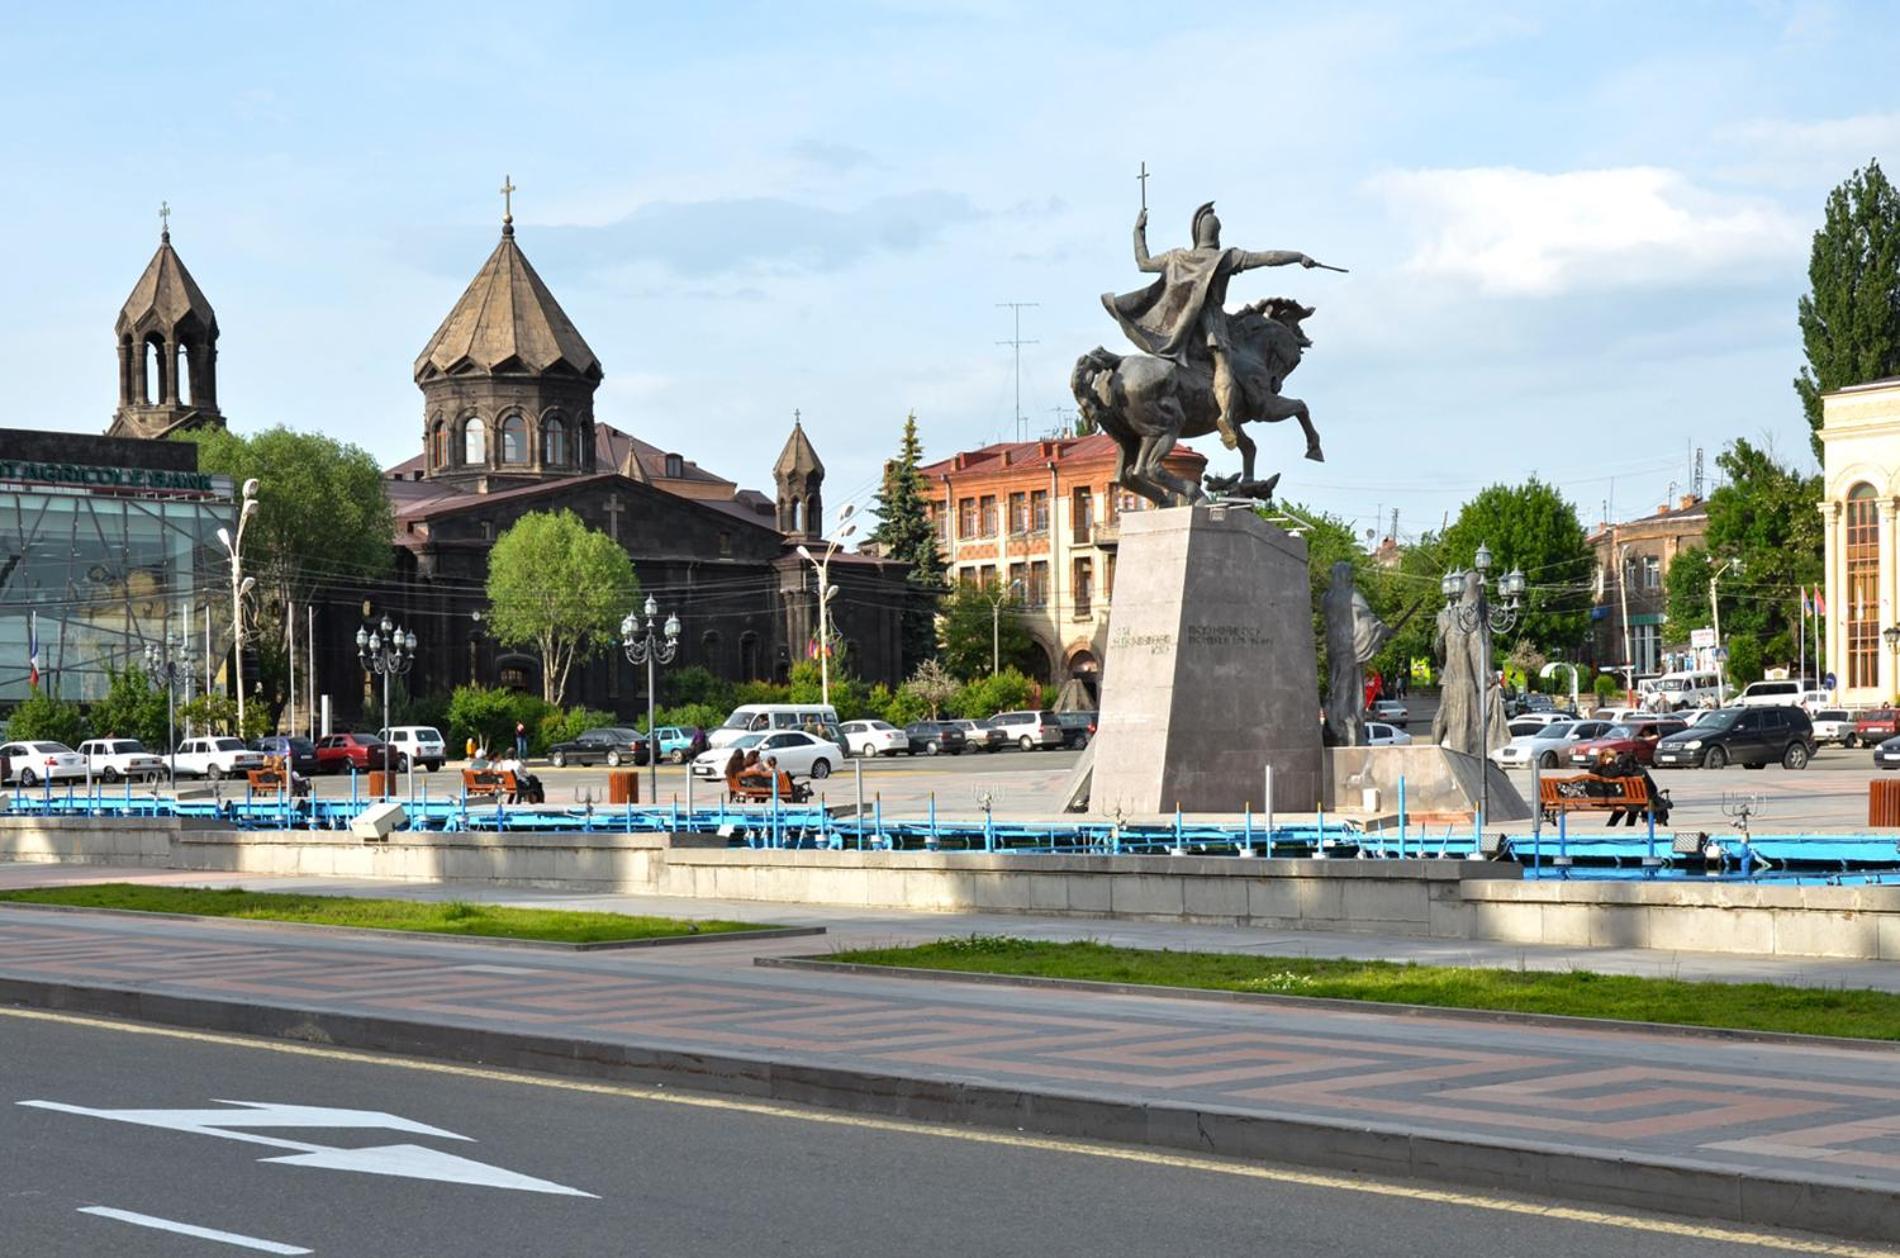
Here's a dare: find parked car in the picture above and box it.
[1852,708,1899,748]
[1367,699,1408,728]
[838,719,908,758]
[546,727,646,768]
[1508,711,1570,730]
[0,740,88,786]
[690,729,843,780]
[903,720,967,756]
[990,709,1065,750]
[1734,679,1807,708]
[1653,706,1815,770]
[1364,721,1412,746]
[174,736,269,780]
[708,703,842,749]
[312,732,386,775]
[650,725,708,764]
[1566,719,1688,768]
[252,735,319,777]
[1638,670,1725,711]
[950,718,1007,752]
[1875,735,1900,770]
[1493,720,1614,771]
[1808,708,1855,747]
[1053,711,1097,749]
[376,725,447,772]
[76,738,166,783]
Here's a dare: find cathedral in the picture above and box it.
[98,205,910,721]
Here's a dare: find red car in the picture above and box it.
[1566,719,1687,768]
[1851,708,1899,748]
[314,732,388,774]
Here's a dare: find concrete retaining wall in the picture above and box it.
[5,817,1898,959]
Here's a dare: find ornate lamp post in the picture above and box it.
[215,477,260,732]
[1441,542,1526,829]
[1883,626,1900,701]
[356,615,417,790]
[144,634,195,790]
[795,504,856,708]
[988,578,1025,675]
[622,595,681,803]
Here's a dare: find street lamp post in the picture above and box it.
[1883,626,1900,702]
[988,579,1025,675]
[144,634,195,791]
[1441,542,1526,831]
[356,615,417,794]
[622,595,681,804]
[795,505,856,708]
[216,478,260,733]
[1709,557,1742,703]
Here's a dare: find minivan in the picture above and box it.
[989,709,1065,750]
[708,704,841,750]
[1639,670,1724,710]
[1735,679,1805,708]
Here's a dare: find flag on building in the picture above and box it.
[1815,587,1828,616]
[1801,588,1812,616]
[27,610,40,689]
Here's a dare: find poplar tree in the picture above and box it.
[1796,159,1900,462]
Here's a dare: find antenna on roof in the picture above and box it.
[996,302,1039,442]
[1694,446,1704,500]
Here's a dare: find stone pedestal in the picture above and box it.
[1089,504,1323,815]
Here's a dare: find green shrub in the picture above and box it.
[541,706,617,745]
[445,685,554,755]
[880,686,926,727]
[655,702,726,734]
[1591,672,1621,705]
[951,668,1034,719]
[663,665,734,713]
[176,692,271,741]
[87,665,172,749]
[5,686,88,746]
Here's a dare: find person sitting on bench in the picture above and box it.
[1595,749,1667,828]
[494,753,545,805]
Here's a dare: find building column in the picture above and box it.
[1880,501,1898,699]
[1820,501,1841,695]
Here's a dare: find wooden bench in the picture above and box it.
[462,768,519,800]
[1538,773,1667,823]
[726,770,810,805]
[247,756,288,791]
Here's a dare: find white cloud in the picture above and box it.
[1717,112,1900,186]
[1369,166,1803,296]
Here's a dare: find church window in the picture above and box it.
[430,420,448,468]
[464,417,487,465]
[718,532,732,556]
[499,415,527,465]
[177,343,195,405]
[805,494,820,531]
[664,453,685,478]
[142,335,165,405]
[740,632,761,679]
[1847,483,1879,690]
[700,630,722,668]
[543,417,568,466]
[788,499,803,534]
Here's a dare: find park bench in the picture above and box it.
[1538,773,1668,824]
[726,769,811,805]
[462,768,519,800]
[246,757,288,791]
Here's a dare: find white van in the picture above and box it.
[1735,679,1805,708]
[707,703,841,750]
[1639,670,1724,711]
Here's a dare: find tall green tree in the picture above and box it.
[1796,160,1900,462]
[88,664,173,749]
[1698,439,1823,673]
[1664,547,1714,638]
[868,410,946,669]
[936,583,1038,681]
[180,426,393,722]
[485,510,639,704]
[1439,478,1592,653]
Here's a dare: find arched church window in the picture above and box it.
[500,414,527,465]
[788,499,802,534]
[1847,483,1880,689]
[740,632,761,680]
[430,419,448,468]
[142,335,165,405]
[543,417,568,466]
[464,417,487,465]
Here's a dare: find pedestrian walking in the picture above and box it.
[514,721,527,760]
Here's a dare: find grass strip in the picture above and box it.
[0,883,760,945]
[831,936,1900,1042]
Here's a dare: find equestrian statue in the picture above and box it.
[1071,198,1344,507]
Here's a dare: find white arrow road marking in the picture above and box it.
[78,1207,312,1254]
[22,1099,595,1198]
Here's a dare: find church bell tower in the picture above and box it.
[774,414,825,541]
[108,205,226,440]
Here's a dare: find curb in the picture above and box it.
[0,901,823,952]
[755,957,1900,1055]
[0,973,1893,1244]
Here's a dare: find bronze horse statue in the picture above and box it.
[1071,296,1323,507]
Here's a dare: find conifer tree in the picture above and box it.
[1796,160,1900,462]
[869,411,946,668]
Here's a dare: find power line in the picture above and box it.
[996,301,1039,443]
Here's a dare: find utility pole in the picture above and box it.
[996,302,1039,442]
[1710,557,1739,701]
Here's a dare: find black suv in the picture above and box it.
[546,727,647,768]
[903,720,967,756]
[1653,707,1815,770]
[1054,711,1097,749]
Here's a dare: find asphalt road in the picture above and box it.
[0,1009,1876,1257]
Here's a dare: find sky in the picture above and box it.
[4,0,1897,544]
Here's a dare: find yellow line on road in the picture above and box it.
[3,1006,1889,1256]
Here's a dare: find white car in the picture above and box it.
[1735,679,1806,708]
[838,719,908,758]
[0,740,88,787]
[1493,720,1613,771]
[692,730,845,780]
[171,736,268,780]
[377,725,447,772]
[75,738,166,783]
[1364,721,1412,746]
[1808,707,1854,746]
[1367,700,1408,728]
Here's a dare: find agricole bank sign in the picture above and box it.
[0,460,227,495]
